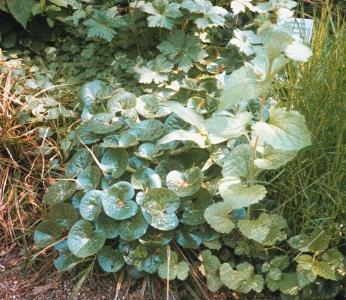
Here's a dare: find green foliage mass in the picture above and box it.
[3,0,342,298]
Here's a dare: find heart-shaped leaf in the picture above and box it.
[48,203,78,229]
[141,188,180,231]
[85,113,123,134]
[166,167,203,197]
[95,213,121,239]
[80,80,107,107]
[131,168,162,190]
[131,119,164,141]
[102,193,138,220]
[136,143,160,160]
[79,190,104,221]
[158,251,189,280]
[107,89,137,113]
[97,246,125,273]
[43,181,76,206]
[219,177,267,208]
[118,211,149,241]
[204,202,235,233]
[136,94,171,118]
[66,149,93,178]
[77,166,101,190]
[127,242,165,274]
[100,149,128,178]
[253,108,311,151]
[67,219,106,258]
[181,188,213,225]
[108,181,135,201]
[34,220,64,248]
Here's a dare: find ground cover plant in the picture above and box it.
[0,0,345,299]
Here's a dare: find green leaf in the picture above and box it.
[253,108,312,151]
[288,228,330,253]
[131,167,162,190]
[220,262,264,293]
[199,250,223,292]
[219,178,267,208]
[266,272,299,295]
[107,89,136,113]
[158,251,189,280]
[181,0,227,29]
[85,113,123,134]
[43,181,76,206]
[34,220,63,248]
[54,251,82,272]
[204,202,235,234]
[118,211,149,241]
[166,167,203,197]
[136,94,171,118]
[95,213,121,239]
[141,188,180,231]
[79,190,103,221]
[127,242,165,274]
[181,188,213,225]
[219,65,269,111]
[76,166,101,190]
[136,56,173,84]
[79,80,107,107]
[136,143,160,160]
[255,146,297,170]
[108,181,135,201]
[100,149,128,178]
[102,193,138,221]
[158,31,207,72]
[97,246,125,273]
[131,119,164,141]
[166,101,206,131]
[158,129,207,148]
[141,0,182,30]
[205,112,252,144]
[6,0,34,28]
[48,203,78,229]
[176,226,204,249]
[222,144,254,178]
[66,149,93,178]
[238,213,287,246]
[67,219,106,258]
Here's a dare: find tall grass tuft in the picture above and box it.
[267,3,345,240]
[0,54,60,248]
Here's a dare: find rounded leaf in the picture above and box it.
[108,181,135,201]
[131,168,162,190]
[95,213,121,239]
[181,188,213,225]
[166,167,203,197]
[67,220,106,258]
[204,202,235,234]
[79,190,104,221]
[43,181,76,206]
[100,149,128,178]
[136,94,171,118]
[66,149,93,178]
[141,188,180,231]
[48,203,78,229]
[80,80,107,107]
[76,166,101,190]
[102,193,138,220]
[97,246,125,273]
[131,119,164,141]
[34,220,64,248]
[118,211,149,241]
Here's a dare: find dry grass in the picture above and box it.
[0,54,60,248]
